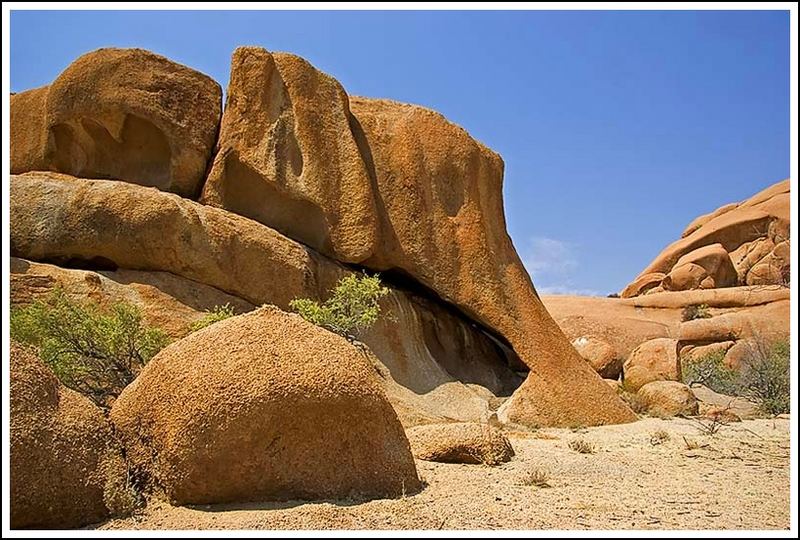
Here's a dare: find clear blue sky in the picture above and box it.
[10,10,790,295]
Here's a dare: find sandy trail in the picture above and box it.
[100,417,790,531]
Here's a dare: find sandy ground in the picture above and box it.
[99,417,791,531]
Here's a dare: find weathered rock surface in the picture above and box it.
[637,381,699,417]
[406,423,514,465]
[10,48,222,197]
[622,338,681,393]
[111,306,421,505]
[202,47,378,261]
[622,179,790,297]
[10,257,254,338]
[11,171,631,428]
[571,336,623,379]
[197,46,635,427]
[690,384,760,420]
[11,341,123,529]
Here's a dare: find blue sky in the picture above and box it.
[10,10,790,295]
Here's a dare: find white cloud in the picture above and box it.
[521,237,602,296]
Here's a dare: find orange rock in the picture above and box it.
[637,381,699,417]
[622,338,681,392]
[662,243,737,292]
[571,336,623,379]
[110,306,421,505]
[11,48,222,198]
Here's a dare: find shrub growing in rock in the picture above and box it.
[289,273,389,339]
[739,339,790,415]
[189,303,236,332]
[682,350,738,395]
[681,303,711,321]
[10,289,169,409]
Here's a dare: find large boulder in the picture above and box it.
[110,306,421,505]
[10,342,123,529]
[10,48,222,198]
[622,338,681,393]
[637,381,699,417]
[406,423,514,465]
[622,179,790,297]
[202,47,378,262]
[199,46,635,427]
[10,173,523,428]
[571,335,623,379]
[12,177,633,429]
[662,243,737,292]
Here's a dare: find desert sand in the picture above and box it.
[99,417,790,531]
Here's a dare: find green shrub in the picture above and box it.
[682,350,738,395]
[681,303,711,322]
[10,290,170,409]
[189,303,236,332]
[739,339,790,415]
[289,273,389,339]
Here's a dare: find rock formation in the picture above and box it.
[10,341,124,529]
[111,306,421,505]
[11,48,222,198]
[622,179,790,297]
[637,381,699,417]
[406,423,515,465]
[10,46,636,429]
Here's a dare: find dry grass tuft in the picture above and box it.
[568,438,596,454]
[521,466,552,488]
[649,429,670,446]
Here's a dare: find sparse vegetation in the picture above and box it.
[568,438,596,454]
[289,273,389,339]
[189,303,236,332]
[682,350,738,395]
[649,429,670,446]
[522,466,551,488]
[10,290,170,409]
[681,303,711,322]
[683,339,789,415]
[738,339,790,415]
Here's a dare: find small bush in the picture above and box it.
[522,466,551,488]
[568,438,595,454]
[289,273,389,339]
[739,339,790,415]
[682,350,738,395]
[10,290,170,409]
[681,303,711,322]
[189,303,236,332]
[649,429,670,446]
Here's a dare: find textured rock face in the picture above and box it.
[110,306,421,505]
[11,342,122,529]
[622,179,790,297]
[10,173,522,427]
[571,336,623,379]
[10,48,222,197]
[622,338,681,392]
[202,47,378,261]
[406,423,514,465]
[637,381,699,417]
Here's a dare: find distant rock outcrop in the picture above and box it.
[621,180,790,297]
[11,48,222,198]
[110,306,421,505]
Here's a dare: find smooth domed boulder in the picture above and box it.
[110,306,421,505]
[622,338,681,392]
[202,47,378,262]
[11,341,123,529]
[637,381,699,417]
[622,179,790,297]
[662,244,737,292]
[11,48,222,198]
[571,336,622,379]
[406,423,514,465]
[620,272,666,298]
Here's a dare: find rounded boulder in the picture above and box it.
[406,422,514,466]
[110,306,421,505]
[622,338,681,393]
[638,381,699,417]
